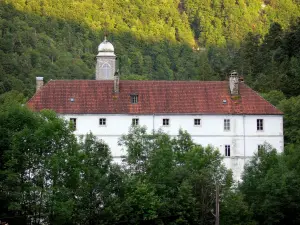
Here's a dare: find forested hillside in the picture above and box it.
[2,1,300,224]
[1,0,300,98]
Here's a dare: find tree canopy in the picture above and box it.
[0,104,235,224]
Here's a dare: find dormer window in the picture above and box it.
[131,94,138,104]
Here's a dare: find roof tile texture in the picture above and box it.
[27,80,283,115]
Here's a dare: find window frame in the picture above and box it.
[258,144,264,151]
[194,118,201,126]
[162,118,170,126]
[70,118,77,130]
[258,144,265,152]
[258,144,264,156]
[132,118,139,126]
[131,94,138,104]
[225,145,231,157]
[99,118,106,126]
[257,119,264,131]
[101,62,111,79]
[224,119,230,131]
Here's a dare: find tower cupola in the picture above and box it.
[96,37,116,80]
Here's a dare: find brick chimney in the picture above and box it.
[229,71,239,95]
[36,77,44,92]
[114,71,119,93]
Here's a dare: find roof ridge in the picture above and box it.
[48,79,228,83]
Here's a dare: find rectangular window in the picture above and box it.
[132,118,139,126]
[131,94,138,104]
[258,144,264,151]
[194,119,201,126]
[258,144,264,156]
[99,118,106,126]
[257,119,263,131]
[163,118,169,126]
[70,118,77,130]
[225,145,231,157]
[224,119,230,131]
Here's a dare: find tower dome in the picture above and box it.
[98,37,114,52]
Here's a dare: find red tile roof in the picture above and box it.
[27,80,283,115]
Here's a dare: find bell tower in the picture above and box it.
[96,37,116,80]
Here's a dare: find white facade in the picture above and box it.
[63,113,284,180]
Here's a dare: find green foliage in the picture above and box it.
[117,126,232,224]
[0,103,77,222]
[0,90,26,105]
[239,144,300,225]
[0,2,206,97]
[235,20,300,96]
[0,106,236,225]
[278,96,300,144]
[183,0,300,46]
[220,190,256,225]
[261,90,286,106]
[0,103,115,224]
[122,74,149,80]
[73,133,113,224]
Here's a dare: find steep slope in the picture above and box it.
[6,0,195,45]
[0,3,204,97]
[1,0,300,98]
[183,0,300,46]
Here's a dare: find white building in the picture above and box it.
[28,38,283,180]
